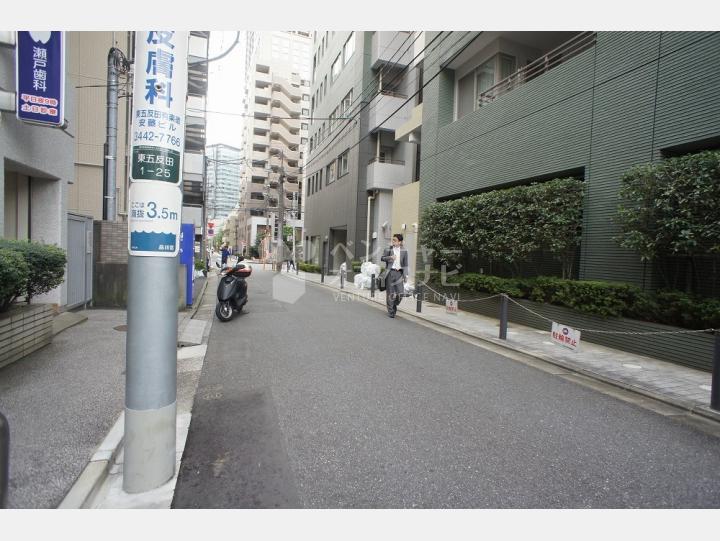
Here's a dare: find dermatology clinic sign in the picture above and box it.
[128,31,188,257]
[16,31,65,126]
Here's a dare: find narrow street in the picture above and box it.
[173,268,720,508]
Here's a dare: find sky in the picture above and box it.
[205,31,247,150]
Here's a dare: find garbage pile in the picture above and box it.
[353,261,381,290]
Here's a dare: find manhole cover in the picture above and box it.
[113,325,128,332]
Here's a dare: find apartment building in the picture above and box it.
[419,31,720,291]
[303,31,423,273]
[238,31,311,260]
[206,143,241,221]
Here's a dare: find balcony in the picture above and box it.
[477,31,596,107]
[271,91,301,117]
[270,122,300,146]
[366,158,408,191]
[255,70,272,86]
[371,31,414,70]
[368,91,411,133]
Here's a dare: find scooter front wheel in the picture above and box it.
[215,301,234,322]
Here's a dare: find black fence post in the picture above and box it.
[0,411,9,509]
[711,331,720,411]
[499,293,508,340]
[416,283,423,313]
[371,274,376,298]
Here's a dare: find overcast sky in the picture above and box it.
[205,31,246,150]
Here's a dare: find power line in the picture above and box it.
[304,31,465,171]
[304,31,451,169]
[305,31,421,160]
[306,32,482,174]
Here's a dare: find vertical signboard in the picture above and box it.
[128,31,188,257]
[16,31,65,126]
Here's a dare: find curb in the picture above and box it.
[58,412,124,508]
[58,277,213,509]
[296,274,720,426]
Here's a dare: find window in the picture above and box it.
[331,54,342,82]
[323,76,328,97]
[343,32,355,64]
[338,151,349,176]
[302,94,310,101]
[457,53,517,119]
[302,108,309,116]
[342,90,353,113]
[311,96,315,112]
[301,122,308,130]
[326,161,336,184]
[329,111,336,132]
[301,137,308,144]
[322,122,326,140]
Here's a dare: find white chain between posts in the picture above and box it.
[421,281,503,303]
[421,282,716,336]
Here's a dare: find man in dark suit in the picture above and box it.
[380,233,409,318]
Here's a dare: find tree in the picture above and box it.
[616,150,720,292]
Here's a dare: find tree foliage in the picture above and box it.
[419,178,584,278]
[616,150,720,261]
[0,239,66,308]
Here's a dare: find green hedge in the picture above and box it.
[0,248,30,312]
[437,273,719,329]
[420,177,584,278]
[0,239,66,310]
[299,262,321,273]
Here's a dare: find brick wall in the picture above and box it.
[0,304,53,369]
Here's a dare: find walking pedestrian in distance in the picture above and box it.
[380,234,408,318]
[221,243,230,266]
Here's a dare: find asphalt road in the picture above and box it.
[0,309,126,509]
[173,268,720,508]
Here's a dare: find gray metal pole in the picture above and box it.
[371,273,375,298]
[499,293,508,340]
[711,331,720,411]
[104,48,127,222]
[416,283,422,312]
[123,31,187,494]
[124,256,178,493]
[0,411,9,508]
[277,150,285,273]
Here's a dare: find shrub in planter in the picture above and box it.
[0,239,67,303]
[0,248,30,312]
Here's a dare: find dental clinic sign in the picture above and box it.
[16,31,65,126]
[128,31,188,257]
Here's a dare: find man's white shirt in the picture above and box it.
[392,247,402,270]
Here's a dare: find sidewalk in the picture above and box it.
[58,274,215,508]
[286,269,720,424]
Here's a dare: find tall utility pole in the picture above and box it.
[276,148,285,272]
[125,31,188,494]
[103,47,129,221]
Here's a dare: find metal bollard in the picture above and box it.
[0,411,9,508]
[711,331,720,411]
[499,293,508,340]
[371,273,376,298]
[416,283,423,313]
[340,270,345,289]
[321,265,324,283]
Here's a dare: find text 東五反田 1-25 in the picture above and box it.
[133,131,182,147]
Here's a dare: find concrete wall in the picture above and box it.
[392,181,420,280]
